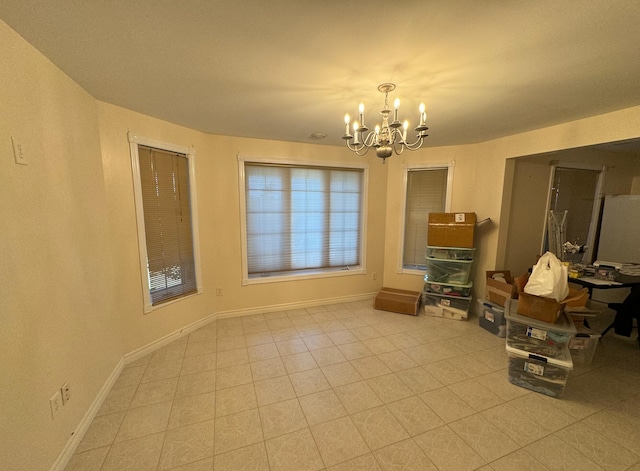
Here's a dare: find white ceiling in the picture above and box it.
[2,0,640,148]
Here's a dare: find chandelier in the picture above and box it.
[342,83,428,162]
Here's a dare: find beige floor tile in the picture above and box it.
[386,396,444,436]
[97,386,136,416]
[295,324,325,338]
[245,332,274,347]
[214,408,263,455]
[250,357,287,381]
[150,340,187,364]
[129,377,178,408]
[376,350,418,372]
[394,366,443,394]
[351,405,409,450]
[322,362,363,387]
[509,393,576,432]
[158,419,215,470]
[215,363,253,390]
[311,346,348,367]
[65,446,109,471]
[449,413,520,462]
[488,449,550,471]
[289,368,331,396]
[254,375,296,406]
[302,333,335,350]
[319,319,347,333]
[386,332,422,350]
[326,453,381,470]
[310,416,370,467]
[290,314,317,327]
[327,329,359,345]
[216,335,246,352]
[265,428,324,471]
[114,401,172,443]
[582,408,640,452]
[474,369,530,401]
[216,347,249,368]
[214,442,270,471]
[365,374,413,404]
[351,326,382,341]
[113,366,146,390]
[373,438,438,471]
[141,358,183,383]
[247,343,279,362]
[168,391,216,429]
[75,411,126,453]
[276,338,309,356]
[481,403,551,447]
[350,356,392,379]
[337,342,375,360]
[525,435,602,471]
[268,317,294,330]
[414,425,485,471]
[215,383,257,417]
[188,325,217,343]
[101,432,164,471]
[175,370,217,398]
[281,351,318,373]
[423,359,472,385]
[259,397,308,439]
[299,389,348,426]
[180,353,216,376]
[185,339,217,358]
[419,387,475,423]
[334,381,384,414]
[362,337,398,354]
[447,378,503,412]
[556,421,640,470]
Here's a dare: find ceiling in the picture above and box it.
[2,0,640,149]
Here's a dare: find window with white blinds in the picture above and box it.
[403,167,450,269]
[133,143,200,308]
[243,162,364,279]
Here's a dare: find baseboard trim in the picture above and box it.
[50,357,124,471]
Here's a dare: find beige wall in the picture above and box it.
[3,16,640,471]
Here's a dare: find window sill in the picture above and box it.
[243,267,365,286]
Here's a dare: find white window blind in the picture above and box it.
[403,168,448,268]
[245,163,363,277]
[139,145,197,305]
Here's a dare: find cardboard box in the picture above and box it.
[374,288,421,316]
[427,212,476,248]
[514,273,589,324]
[485,270,517,307]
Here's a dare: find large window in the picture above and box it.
[401,165,453,271]
[129,134,201,311]
[240,158,366,283]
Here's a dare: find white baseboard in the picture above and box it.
[50,294,375,470]
[50,357,124,471]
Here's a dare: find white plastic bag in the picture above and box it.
[523,252,569,302]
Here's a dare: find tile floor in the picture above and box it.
[65,300,640,471]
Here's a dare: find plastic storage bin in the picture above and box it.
[506,344,573,398]
[568,327,601,367]
[426,246,476,261]
[424,258,473,284]
[423,292,471,320]
[506,300,576,359]
[424,280,473,297]
[478,299,506,337]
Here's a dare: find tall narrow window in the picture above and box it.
[242,161,365,281]
[130,135,201,310]
[402,166,452,270]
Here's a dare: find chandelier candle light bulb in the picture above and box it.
[342,83,429,162]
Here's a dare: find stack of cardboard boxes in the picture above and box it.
[423,213,476,320]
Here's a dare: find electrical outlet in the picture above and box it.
[216,287,223,296]
[50,391,62,419]
[372,272,377,280]
[11,136,27,165]
[61,382,71,405]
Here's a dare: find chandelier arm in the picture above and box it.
[345,140,371,155]
[403,135,427,150]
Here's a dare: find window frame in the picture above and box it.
[129,132,203,312]
[238,154,368,286]
[398,162,454,274]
